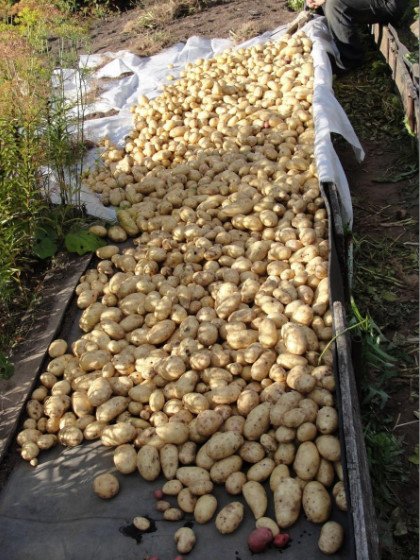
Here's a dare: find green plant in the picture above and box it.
[287,0,304,12]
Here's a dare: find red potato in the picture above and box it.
[247,527,274,553]
[273,533,290,548]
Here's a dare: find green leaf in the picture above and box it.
[33,227,59,259]
[64,230,106,255]
[0,353,14,380]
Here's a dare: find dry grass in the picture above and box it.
[229,20,267,44]
[134,29,171,56]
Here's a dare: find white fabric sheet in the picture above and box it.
[51,16,364,226]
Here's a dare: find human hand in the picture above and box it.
[306,0,326,8]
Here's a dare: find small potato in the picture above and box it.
[296,422,318,442]
[210,455,242,484]
[163,507,184,521]
[21,442,39,461]
[93,473,119,499]
[302,481,331,523]
[177,487,197,513]
[316,406,338,435]
[242,481,267,519]
[269,464,290,491]
[274,477,302,528]
[215,502,244,534]
[239,442,265,464]
[256,517,280,536]
[316,435,341,462]
[37,434,57,450]
[133,516,150,531]
[318,521,344,554]
[175,527,196,554]
[247,458,275,482]
[162,479,183,495]
[113,444,137,474]
[48,339,68,358]
[17,429,41,446]
[226,471,247,495]
[194,494,218,524]
[333,481,348,511]
[176,466,210,487]
[58,426,83,447]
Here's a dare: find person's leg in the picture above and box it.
[323,0,372,68]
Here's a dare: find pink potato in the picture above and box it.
[247,528,274,553]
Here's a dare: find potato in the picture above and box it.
[189,480,214,496]
[84,421,107,440]
[176,466,210,487]
[274,477,302,528]
[156,422,189,445]
[114,444,137,474]
[48,339,68,358]
[137,445,160,481]
[58,426,83,447]
[316,435,341,462]
[163,507,184,521]
[318,521,344,554]
[177,487,197,513]
[242,481,267,519]
[256,517,280,536]
[210,455,242,484]
[37,434,57,450]
[243,402,270,441]
[302,481,331,523]
[133,516,150,531]
[269,464,290,491]
[163,479,183,495]
[21,442,40,461]
[96,397,129,422]
[175,527,196,554]
[215,502,244,534]
[293,441,320,480]
[316,458,335,487]
[101,423,136,446]
[207,431,244,460]
[239,442,265,464]
[333,481,348,511]
[179,441,197,465]
[194,494,218,524]
[247,457,275,482]
[225,471,247,495]
[196,410,224,437]
[93,473,119,499]
[316,406,338,435]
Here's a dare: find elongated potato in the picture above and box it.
[194,494,218,524]
[160,444,179,480]
[242,481,267,519]
[293,441,320,480]
[274,477,302,528]
[156,422,189,445]
[318,521,344,554]
[137,445,160,481]
[243,402,271,441]
[302,481,331,523]
[210,455,242,484]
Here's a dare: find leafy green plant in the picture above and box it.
[287,0,304,12]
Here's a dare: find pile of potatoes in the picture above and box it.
[18,32,348,556]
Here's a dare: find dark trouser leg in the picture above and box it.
[322,0,407,68]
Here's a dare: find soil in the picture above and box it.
[85,0,295,55]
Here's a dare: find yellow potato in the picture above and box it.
[194,494,218,524]
[318,521,344,554]
[113,444,137,474]
[215,502,244,534]
[137,445,161,481]
[302,481,331,523]
[93,473,120,499]
[274,477,302,528]
[242,480,267,519]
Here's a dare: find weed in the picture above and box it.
[229,21,267,44]
[287,0,304,12]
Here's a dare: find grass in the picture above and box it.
[229,21,267,44]
[287,0,304,12]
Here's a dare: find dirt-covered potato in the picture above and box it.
[93,473,120,499]
[175,527,196,553]
[215,502,244,534]
[242,481,267,519]
[318,521,344,554]
[113,444,137,474]
[274,477,302,528]
[137,445,160,481]
[302,481,331,523]
[194,494,218,524]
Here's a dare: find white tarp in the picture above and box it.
[51,16,364,226]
